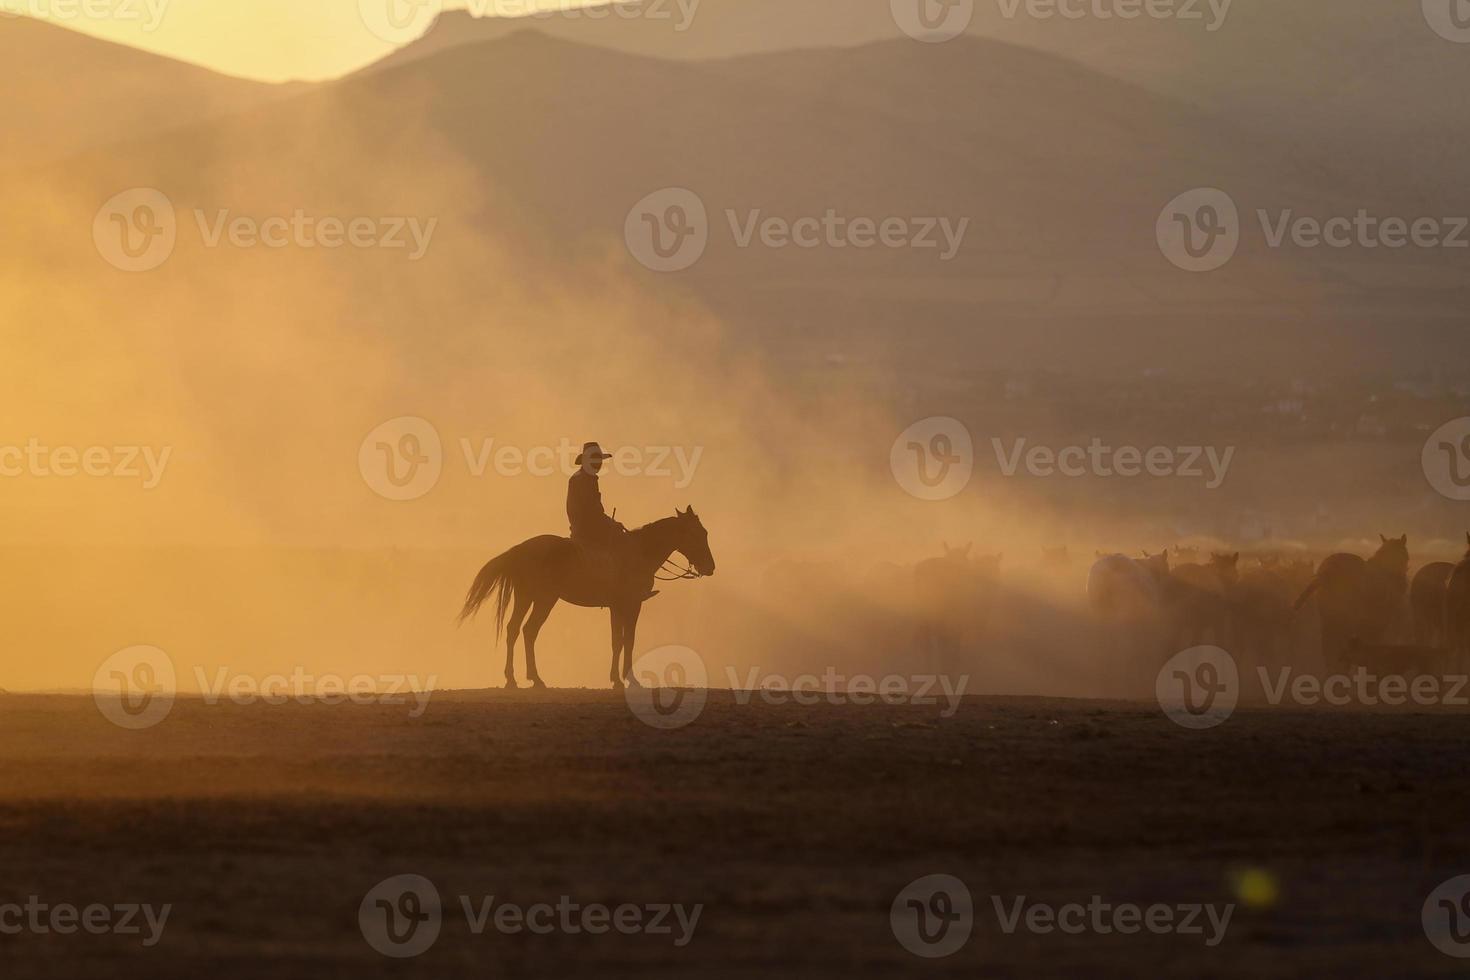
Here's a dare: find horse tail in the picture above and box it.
[1291,577,1319,612]
[459,551,517,634]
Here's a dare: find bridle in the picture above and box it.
[655,558,704,582]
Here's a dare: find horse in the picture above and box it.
[1293,534,1409,670]
[1443,534,1470,670]
[1087,550,1170,690]
[1411,558,1455,649]
[458,507,716,689]
[1165,552,1239,648]
[914,543,999,670]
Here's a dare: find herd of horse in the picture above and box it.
[1087,533,1470,675]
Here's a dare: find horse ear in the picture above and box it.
[1380,534,1387,543]
[675,506,686,517]
[1400,534,1408,545]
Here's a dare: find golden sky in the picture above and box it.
[6,0,604,82]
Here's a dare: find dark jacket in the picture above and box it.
[567,470,617,542]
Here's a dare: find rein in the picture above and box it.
[655,558,703,582]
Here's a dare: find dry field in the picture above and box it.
[2,689,1470,977]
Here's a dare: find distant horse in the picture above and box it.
[459,508,716,689]
[1293,535,1409,670]
[914,543,1000,669]
[1411,559,1455,649]
[1088,551,1170,685]
[1444,534,1470,670]
[1165,552,1239,648]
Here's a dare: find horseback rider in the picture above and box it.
[567,442,625,545]
[567,441,658,601]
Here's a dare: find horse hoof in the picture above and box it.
[530,679,546,690]
[505,679,518,690]
[611,680,624,691]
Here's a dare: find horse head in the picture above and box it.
[1210,551,1241,587]
[1372,534,1409,578]
[674,506,716,577]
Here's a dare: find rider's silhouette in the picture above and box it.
[567,442,624,545]
[568,441,657,601]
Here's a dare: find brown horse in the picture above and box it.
[1444,534,1470,670]
[1293,535,1409,670]
[459,508,716,689]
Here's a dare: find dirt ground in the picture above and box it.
[2,689,1470,977]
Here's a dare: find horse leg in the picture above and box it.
[609,607,626,690]
[522,596,557,689]
[504,592,530,689]
[620,603,643,686]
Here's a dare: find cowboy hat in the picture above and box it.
[575,441,614,465]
